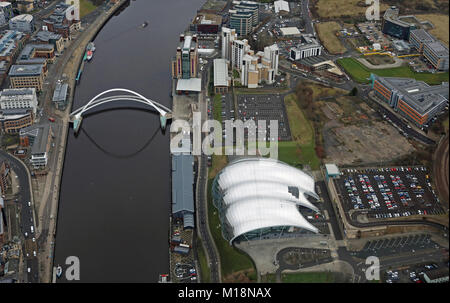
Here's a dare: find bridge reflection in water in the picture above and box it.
[69,88,173,134]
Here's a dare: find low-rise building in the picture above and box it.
[371,74,449,127]
[8,14,34,33]
[18,44,55,64]
[191,13,222,34]
[0,108,33,134]
[32,31,64,53]
[0,88,38,115]
[52,82,69,110]
[171,153,195,229]
[20,124,53,168]
[44,2,81,40]
[213,58,230,94]
[0,161,11,196]
[409,29,449,71]
[274,0,290,14]
[8,64,45,91]
[290,36,322,60]
[423,268,449,283]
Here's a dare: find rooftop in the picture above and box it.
[176,78,202,92]
[9,64,43,77]
[52,83,68,102]
[213,58,229,87]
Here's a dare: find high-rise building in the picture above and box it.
[234,1,259,27]
[221,27,237,62]
[231,39,250,69]
[171,34,199,79]
[264,43,279,75]
[229,9,253,36]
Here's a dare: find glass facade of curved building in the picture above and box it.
[212,158,320,244]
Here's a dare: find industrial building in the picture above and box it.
[212,158,320,244]
[371,74,449,127]
[213,58,230,94]
[171,153,195,230]
[290,36,322,60]
[274,0,290,14]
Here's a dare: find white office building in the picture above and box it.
[0,88,38,115]
[290,37,322,60]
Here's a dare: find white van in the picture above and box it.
[30,226,34,233]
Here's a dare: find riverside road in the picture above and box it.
[53,0,205,282]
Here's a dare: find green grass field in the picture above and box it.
[196,237,211,283]
[278,94,320,170]
[80,0,98,18]
[337,58,449,85]
[207,178,255,279]
[281,272,335,283]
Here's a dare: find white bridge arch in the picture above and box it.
[69,88,172,133]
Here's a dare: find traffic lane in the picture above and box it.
[26,258,39,283]
[0,151,37,282]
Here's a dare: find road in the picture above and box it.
[433,135,449,208]
[0,151,38,283]
[195,56,221,283]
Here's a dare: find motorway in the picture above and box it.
[0,151,38,283]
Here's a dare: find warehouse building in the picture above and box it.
[213,58,230,94]
[371,74,449,127]
[212,158,320,244]
[171,153,195,229]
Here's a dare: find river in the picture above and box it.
[54,0,205,282]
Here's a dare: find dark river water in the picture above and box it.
[54,0,205,282]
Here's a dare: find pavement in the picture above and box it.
[433,135,449,208]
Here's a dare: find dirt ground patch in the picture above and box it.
[223,268,256,283]
[316,22,346,54]
[314,0,390,19]
[365,55,396,66]
[324,122,415,165]
[416,14,449,46]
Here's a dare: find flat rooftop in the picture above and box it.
[9,64,44,77]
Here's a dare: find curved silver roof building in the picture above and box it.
[212,158,320,244]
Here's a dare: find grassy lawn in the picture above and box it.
[80,0,98,18]
[207,177,255,279]
[281,272,335,283]
[196,237,211,283]
[316,22,346,54]
[213,94,222,123]
[279,94,321,170]
[337,57,449,85]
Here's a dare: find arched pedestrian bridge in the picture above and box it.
[69,89,172,134]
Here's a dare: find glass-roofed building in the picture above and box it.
[212,157,320,244]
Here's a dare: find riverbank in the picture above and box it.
[38,0,128,283]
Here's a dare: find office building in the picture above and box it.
[409,29,449,71]
[221,27,237,62]
[212,158,319,244]
[171,34,199,79]
[381,7,416,40]
[0,88,37,115]
[18,44,56,64]
[234,1,259,27]
[290,36,322,60]
[213,58,231,94]
[229,9,253,36]
[9,14,34,33]
[20,124,53,168]
[371,74,449,127]
[8,64,45,91]
[0,108,33,134]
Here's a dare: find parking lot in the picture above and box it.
[174,262,197,283]
[356,234,440,259]
[382,261,447,283]
[335,166,444,220]
[236,94,292,141]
